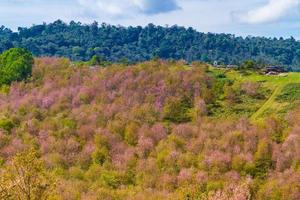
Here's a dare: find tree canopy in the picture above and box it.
[1,20,300,71]
[0,148,55,200]
[0,48,33,85]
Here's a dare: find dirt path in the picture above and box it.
[250,84,285,121]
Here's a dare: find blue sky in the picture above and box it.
[1,0,300,38]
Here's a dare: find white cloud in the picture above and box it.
[78,0,129,17]
[237,0,300,24]
[77,0,180,17]
[133,0,180,14]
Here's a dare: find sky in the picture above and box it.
[1,0,300,38]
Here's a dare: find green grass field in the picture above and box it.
[209,68,300,121]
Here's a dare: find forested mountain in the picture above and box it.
[0,20,300,70]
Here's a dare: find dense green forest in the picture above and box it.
[1,20,300,71]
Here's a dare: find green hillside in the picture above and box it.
[248,73,300,121]
[207,68,300,121]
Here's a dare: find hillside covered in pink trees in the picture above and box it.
[0,58,300,199]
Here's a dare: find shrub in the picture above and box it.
[69,166,85,180]
[88,55,106,66]
[232,155,247,173]
[265,117,285,143]
[124,122,139,146]
[252,140,273,179]
[92,147,109,165]
[241,81,261,97]
[206,180,224,193]
[163,96,193,123]
[223,83,240,104]
[0,118,14,133]
[100,170,122,189]
[276,83,300,102]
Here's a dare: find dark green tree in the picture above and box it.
[1,21,300,70]
[241,60,256,70]
[88,55,105,66]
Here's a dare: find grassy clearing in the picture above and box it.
[238,73,300,121]
[209,68,300,121]
[250,84,285,121]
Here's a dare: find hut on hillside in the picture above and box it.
[264,66,287,75]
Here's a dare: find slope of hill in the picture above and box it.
[1,20,300,70]
[222,71,300,121]
[0,58,300,199]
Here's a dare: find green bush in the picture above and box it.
[276,83,300,102]
[163,96,193,123]
[0,156,4,167]
[0,48,33,85]
[252,140,273,179]
[206,180,224,192]
[92,147,109,165]
[100,170,122,189]
[124,122,139,146]
[88,55,105,66]
[0,118,14,133]
[232,155,247,173]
